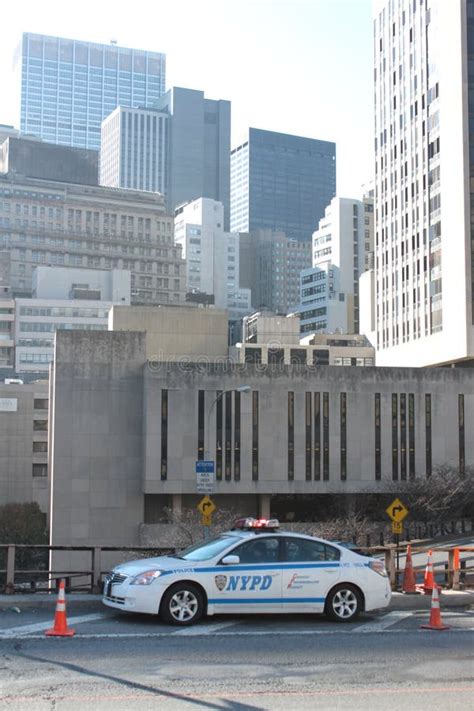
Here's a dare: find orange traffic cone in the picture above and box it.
[420,584,450,631]
[402,544,419,594]
[45,579,75,637]
[422,549,436,594]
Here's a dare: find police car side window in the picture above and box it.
[233,538,280,564]
[284,538,341,563]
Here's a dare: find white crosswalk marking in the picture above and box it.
[0,612,107,638]
[351,610,413,633]
[172,620,241,636]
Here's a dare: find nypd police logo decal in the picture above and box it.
[214,575,227,591]
[214,574,273,592]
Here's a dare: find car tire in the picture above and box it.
[160,583,205,626]
[324,584,362,623]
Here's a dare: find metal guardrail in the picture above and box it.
[0,542,472,594]
[0,544,177,594]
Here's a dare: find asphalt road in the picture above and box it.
[1,605,473,710]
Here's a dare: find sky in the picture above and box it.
[0,0,374,197]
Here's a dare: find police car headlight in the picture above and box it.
[130,570,163,585]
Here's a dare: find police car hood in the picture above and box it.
[113,556,195,576]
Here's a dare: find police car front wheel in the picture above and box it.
[160,583,205,626]
[325,584,362,622]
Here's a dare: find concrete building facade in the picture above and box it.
[230,128,336,242]
[373,0,474,366]
[108,304,229,362]
[15,267,130,373]
[0,380,49,512]
[0,173,185,304]
[17,33,165,150]
[49,329,473,548]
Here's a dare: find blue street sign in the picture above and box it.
[196,460,215,474]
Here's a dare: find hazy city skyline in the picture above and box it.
[1,0,373,197]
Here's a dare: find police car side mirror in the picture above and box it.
[221,555,240,565]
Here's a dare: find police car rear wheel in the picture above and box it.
[160,583,204,626]
[325,584,361,622]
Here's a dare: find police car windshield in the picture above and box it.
[178,535,239,561]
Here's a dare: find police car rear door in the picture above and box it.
[281,537,341,612]
[210,536,283,612]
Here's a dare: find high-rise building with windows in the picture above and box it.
[16,33,166,150]
[100,106,168,193]
[373,0,474,366]
[230,128,336,242]
[154,87,231,227]
[298,197,371,335]
[174,198,251,319]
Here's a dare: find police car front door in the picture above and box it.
[211,537,282,612]
[281,537,341,612]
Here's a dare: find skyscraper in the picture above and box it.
[230,128,336,242]
[100,106,168,193]
[373,0,474,366]
[17,33,166,150]
[154,88,231,227]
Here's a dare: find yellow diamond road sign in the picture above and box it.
[392,520,403,535]
[385,497,409,523]
[197,495,216,517]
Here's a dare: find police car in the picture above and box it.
[102,518,391,625]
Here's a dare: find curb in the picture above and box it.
[1,590,473,613]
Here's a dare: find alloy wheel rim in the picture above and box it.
[332,589,357,618]
[169,590,199,621]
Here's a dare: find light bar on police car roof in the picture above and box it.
[232,517,280,530]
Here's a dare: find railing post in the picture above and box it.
[92,547,102,593]
[6,545,15,593]
[452,547,460,590]
[447,549,454,588]
[385,548,396,590]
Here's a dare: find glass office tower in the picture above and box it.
[231,128,336,242]
[17,33,166,150]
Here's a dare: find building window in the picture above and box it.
[32,463,47,477]
[375,393,381,480]
[459,394,465,475]
[408,394,415,479]
[244,348,262,364]
[34,398,48,410]
[161,389,168,480]
[225,391,232,481]
[305,392,312,481]
[197,390,205,461]
[290,348,307,365]
[323,392,329,481]
[268,348,284,364]
[340,392,347,481]
[33,441,47,453]
[234,391,241,482]
[392,394,398,481]
[314,392,321,481]
[288,391,294,481]
[33,420,48,431]
[400,394,407,481]
[215,391,223,481]
[252,391,259,481]
[425,394,432,478]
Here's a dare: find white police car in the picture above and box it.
[102,518,391,625]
